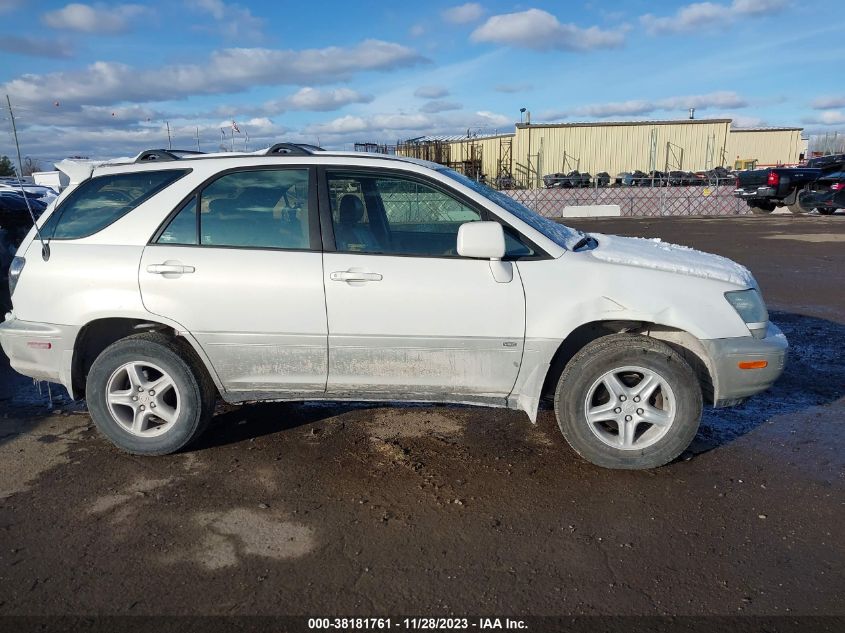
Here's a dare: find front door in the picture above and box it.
[320,168,526,402]
[139,167,328,396]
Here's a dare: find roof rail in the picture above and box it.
[134,149,206,163]
[265,143,325,156]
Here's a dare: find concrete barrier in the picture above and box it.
[560,204,621,218]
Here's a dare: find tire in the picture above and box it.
[86,332,216,455]
[554,334,703,470]
[817,207,835,215]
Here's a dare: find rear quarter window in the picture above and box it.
[41,169,189,240]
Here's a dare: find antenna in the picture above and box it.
[5,94,50,261]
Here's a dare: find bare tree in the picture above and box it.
[21,157,43,177]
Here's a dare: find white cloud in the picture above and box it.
[443,3,484,24]
[811,95,845,110]
[409,23,426,37]
[305,110,512,145]
[414,85,450,99]
[0,36,74,58]
[41,3,149,34]
[2,40,425,107]
[420,100,463,113]
[724,114,767,127]
[551,91,749,119]
[803,111,845,126]
[494,82,532,94]
[641,0,787,35]
[471,9,625,51]
[186,0,264,40]
[283,87,373,112]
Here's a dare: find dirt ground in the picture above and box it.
[0,215,843,628]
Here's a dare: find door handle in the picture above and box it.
[330,271,383,282]
[147,263,195,275]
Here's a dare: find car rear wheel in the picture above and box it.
[86,332,216,455]
[817,207,836,215]
[554,334,702,470]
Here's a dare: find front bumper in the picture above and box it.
[0,316,78,393]
[702,323,788,407]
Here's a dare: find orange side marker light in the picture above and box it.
[738,360,768,370]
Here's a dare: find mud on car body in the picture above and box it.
[1,144,787,469]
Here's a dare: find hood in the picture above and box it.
[586,233,755,288]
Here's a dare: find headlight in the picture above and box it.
[725,289,768,338]
[8,256,25,296]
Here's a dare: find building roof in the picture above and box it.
[517,118,733,129]
[405,132,516,143]
[730,127,803,132]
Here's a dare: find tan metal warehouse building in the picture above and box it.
[514,119,730,187]
[398,119,806,188]
[725,127,804,168]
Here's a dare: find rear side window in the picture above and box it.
[41,169,187,240]
[157,169,311,250]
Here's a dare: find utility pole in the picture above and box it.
[195,127,200,152]
[6,95,24,177]
[166,121,172,149]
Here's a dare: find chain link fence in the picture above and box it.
[501,182,749,218]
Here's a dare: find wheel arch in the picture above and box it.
[539,319,716,405]
[71,317,223,400]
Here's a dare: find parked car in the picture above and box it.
[594,172,611,187]
[0,191,47,232]
[543,170,591,188]
[705,167,736,187]
[734,154,845,214]
[0,144,787,469]
[0,180,58,203]
[795,170,844,215]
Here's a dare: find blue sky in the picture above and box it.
[0,0,843,165]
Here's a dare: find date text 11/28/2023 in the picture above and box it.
[307,617,528,630]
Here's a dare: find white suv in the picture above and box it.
[0,144,787,469]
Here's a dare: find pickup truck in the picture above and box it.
[734,154,845,214]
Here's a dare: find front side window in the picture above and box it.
[42,169,187,240]
[158,169,311,249]
[327,172,482,257]
[438,168,581,250]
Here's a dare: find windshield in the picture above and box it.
[438,168,582,249]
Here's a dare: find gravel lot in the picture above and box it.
[1,215,843,629]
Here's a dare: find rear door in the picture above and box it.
[139,166,328,397]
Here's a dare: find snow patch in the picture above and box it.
[588,233,755,287]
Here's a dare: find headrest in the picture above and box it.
[339,195,365,224]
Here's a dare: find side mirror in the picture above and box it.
[456,221,506,260]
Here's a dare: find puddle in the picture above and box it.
[0,414,89,498]
[190,508,315,570]
[761,233,845,242]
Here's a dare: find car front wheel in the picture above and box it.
[86,332,216,455]
[554,334,702,469]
